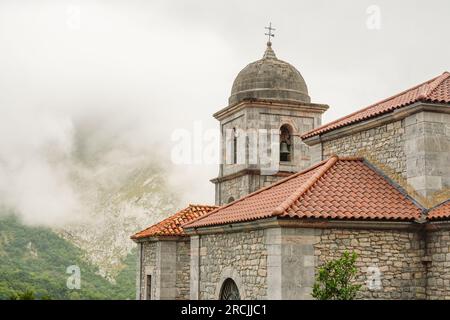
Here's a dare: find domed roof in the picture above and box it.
[229,42,310,106]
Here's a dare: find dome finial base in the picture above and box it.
[263,42,277,60]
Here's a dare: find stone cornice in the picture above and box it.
[131,236,188,243]
[210,169,294,184]
[277,218,421,231]
[184,217,421,236]
[302,102,450,146]
[184,217,280,236]
[425,220,450,231]
[214,99,329,121]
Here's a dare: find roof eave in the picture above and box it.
[183,216,422,235]
[302,101,450,145]
[131,235,189,243]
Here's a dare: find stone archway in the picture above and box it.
[219,278,241,300]
[215,267,246,300]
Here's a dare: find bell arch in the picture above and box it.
[279,124,293,162]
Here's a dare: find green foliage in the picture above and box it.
[312,251,361,300]
[9,289,36,300]
[0,214,136,300]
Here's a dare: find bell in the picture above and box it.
[280,142,290,155]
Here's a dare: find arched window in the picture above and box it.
[219,278,241,300]
[280,124,293,162]
[227,197,235,204]
[232,128,237,164]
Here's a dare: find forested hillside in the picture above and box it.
[0,214,135,300]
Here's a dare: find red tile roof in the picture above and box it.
[428,200,450,220]
[184,156,422,228]
[131,204,218,239]
[302,72,450,139]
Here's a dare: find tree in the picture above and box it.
[9,289,36,300]
[312,251,361,300]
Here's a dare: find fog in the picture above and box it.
[0,0,449,227]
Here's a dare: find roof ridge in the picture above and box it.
[423,72,450,99]
[188,204,219,208]
[272,156,339,216]
[131,204,217,239]
[302,72,447,139]
[130,206,189,239]
[183,157,334,229]
[336,156,364,161]
[428,198,450,213]
[360,159,426,215]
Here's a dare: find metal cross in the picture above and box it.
[265,23,276,43]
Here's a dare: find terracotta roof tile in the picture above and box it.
[428,200,450,220]
[302,72,450,139]
[184,157,422,228]
[131,204,218,239]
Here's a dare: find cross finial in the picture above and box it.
[265,23,275,45]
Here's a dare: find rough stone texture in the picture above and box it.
[216,175,249,205]
[265,227,316,299]
[189,236,201,300]
[405,111,450,198]
[138,241,157,300]
[315,228,426,300]
[197,230,268,300]
[425,229,450,299]
[137,240,190,300]
[322,120,407,178]
[135,243,142,300]
[176,241,191,300]
[147,225,450,300]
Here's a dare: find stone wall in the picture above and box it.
[216,175,249,205]
[322,120,406,178]
[197,230,267,300]
[425,229,450,299]
[138,240,190,300]
[404,111,450,198]
[176,241,191,300]
[138,241,157,299]
[217,174,293,205]
[315,228,426,299]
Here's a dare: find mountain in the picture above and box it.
[59,159,180,280]
[0,214,135,300]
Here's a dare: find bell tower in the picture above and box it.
[212,31,329,205]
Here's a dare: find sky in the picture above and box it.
[0,0,449,225]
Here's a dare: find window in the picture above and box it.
[227,197,235,204]
[219,278,240,300]
[280,124,293,162]
[232,128,237,164]
[146,275,152,300]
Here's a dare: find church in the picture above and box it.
[131,34,450,300]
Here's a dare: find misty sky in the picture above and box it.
[0,0,449,224]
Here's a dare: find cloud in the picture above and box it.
[0,0,449,228]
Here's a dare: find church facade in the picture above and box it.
[132,40,450,300]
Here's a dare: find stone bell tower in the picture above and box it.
[211,36,329,205]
